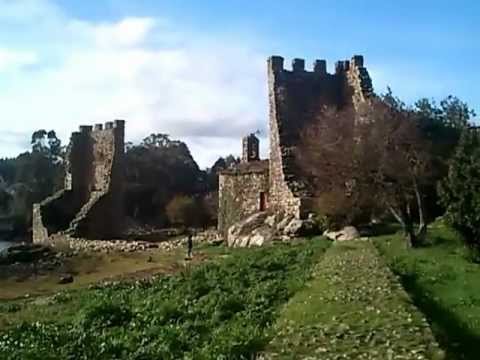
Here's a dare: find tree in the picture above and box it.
[299,95,434,247]
[205,155,240,191]
[166,195,204,228]
[439,128,480,256]
[414,95,474,218]
[31,130,63,161]
[125,134,204,225]
[359,99,433,247]
[0,130,65,238]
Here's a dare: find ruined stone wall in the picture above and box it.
[218,162,269,236]
[32,120,125,243]
[68,120,125,239]
[267,55,373,219]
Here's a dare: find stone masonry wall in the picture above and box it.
[32,120,125,243]
[218,163,269,236]
[267,55,373,219]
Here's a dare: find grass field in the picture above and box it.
[374,222,480,360]
[3,224,479,359]
[0,248,191,301]
[0,239,330,359]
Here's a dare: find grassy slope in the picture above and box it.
[0,249,190,300]
[0,239,329,359]
[374,222,480,360]
[266,240,444,360]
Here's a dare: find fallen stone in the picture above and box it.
[58,274,74,284]
[324,226,360,241]
[227,212,269,247]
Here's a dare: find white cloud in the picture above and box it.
[93,17,157,47]
[0,48,38,72]
[0,2,268,168]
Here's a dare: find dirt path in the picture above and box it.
[265,240,445,359]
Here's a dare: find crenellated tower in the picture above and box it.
[267,55,374,219]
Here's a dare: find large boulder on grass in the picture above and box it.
[227,212,274,247]
[324,226,360,242]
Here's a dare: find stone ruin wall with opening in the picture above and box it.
[267,55,373,220]
[33,120,125,244]
[217,134,269,236]
[217,164,269,236]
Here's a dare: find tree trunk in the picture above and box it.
[413,177,427,246]
[403,215,415,249]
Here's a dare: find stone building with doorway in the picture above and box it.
[218,54,373,238]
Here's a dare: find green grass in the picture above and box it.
[0,238,329,359]
[266,240,443,359]
[374,222,480,360]
[0,248,190,301]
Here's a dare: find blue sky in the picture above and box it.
[0,0,478,167]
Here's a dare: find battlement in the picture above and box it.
[267,54,374,219]
[78,119,126,134]
[268,55,367,76]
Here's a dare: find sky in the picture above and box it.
[0,0,478,168]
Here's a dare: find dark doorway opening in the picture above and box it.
[260,192,267,211]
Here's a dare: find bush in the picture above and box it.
[166,195,204,228]
[440,128,480,255]
[80,302,133,329]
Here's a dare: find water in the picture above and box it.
[0,240,13,253]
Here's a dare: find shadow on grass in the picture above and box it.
[400,273,479,360]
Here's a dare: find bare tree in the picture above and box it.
[299,97,432,247]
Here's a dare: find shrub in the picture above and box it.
[440,128,480,255]
[166,195,202,228]
[80,301,133,329]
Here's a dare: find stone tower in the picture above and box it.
[242,133,260,162]
[33,120,126,243]
[267,55,373,219]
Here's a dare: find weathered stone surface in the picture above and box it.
[218,159,269,236]
[276,215,293,233]
[33,121,125,244]
[227,212,273,247]
[283,217,317,237]
[264,214,276,228]
[268,55,373,219]
[283,218,304,236]
[324,226,360,241]
[218,55,374,245]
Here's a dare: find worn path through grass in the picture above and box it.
[375,223,480,360]
[266,240,445,360]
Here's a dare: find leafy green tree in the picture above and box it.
[31,130,62,160]
[414,95,475,219]
[440,128,480,256]
[125,134,205,225]
[0,130,65,237]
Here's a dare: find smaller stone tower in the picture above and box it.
[242,133,260,162]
